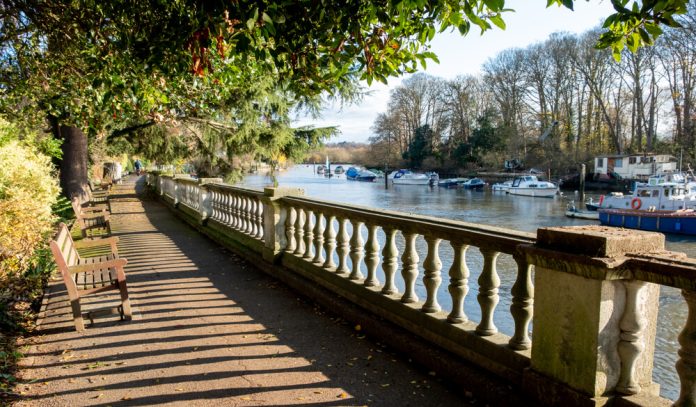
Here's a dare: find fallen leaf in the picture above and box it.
[337,392,349,399]
[93,393,104,399]
[122,395,132,400]
[381,384,390,388]
[241,396,252,401]
[175,388,184,392]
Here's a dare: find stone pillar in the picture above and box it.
[522,226,663,403]
[198,178,222,224]
[262,187,304,263]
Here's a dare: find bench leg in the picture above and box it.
[70,299,85,331]
[118,281,132,320]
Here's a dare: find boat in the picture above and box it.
[461,178,485,190]
[507,175,558,198]
[492,180,512,192]
[599,208,696,235]
[346,167,377,182]
[585,197,600,211]
[565,202,599,220]
[334,165,345,174]
[316,164,325,174]
[597,182,696,211]
[390,170,438,186]
[438,178,467,188]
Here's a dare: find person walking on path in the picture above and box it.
[134,158,143,176]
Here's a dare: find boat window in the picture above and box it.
[652,190,660,197]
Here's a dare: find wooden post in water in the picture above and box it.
[384,163,389,189]
[579,164,586,205]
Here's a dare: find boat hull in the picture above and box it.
[393,178,432,185]
[508,187,557,198]
[599,209,696,235]
[565,210,599,220]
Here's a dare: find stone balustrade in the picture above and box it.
[146,173,696,406]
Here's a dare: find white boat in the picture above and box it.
[438,178,467,188]
[507,175,558,198]
[565,202,599,220]
[390,170,437,186]
[492,180,512,192]
[598,182,696,211]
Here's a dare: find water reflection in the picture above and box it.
[240,165,696,401]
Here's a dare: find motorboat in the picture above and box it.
[597,182,696,211]
[565,201,599,220]
[334,165,345,174]
[438,178,467,188]
[492,180,512,192]
[346,167,377,182]
[507,176,558,198]
[461,178,485,190]
[390,170,438,186]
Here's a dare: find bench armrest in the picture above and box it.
[80,206,110,213]
[68,257,127,274]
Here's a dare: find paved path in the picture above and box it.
[17,177,469,406]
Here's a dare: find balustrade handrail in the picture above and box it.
[624,252,696,290]
[282,195,536,254]
[205,182,265,197]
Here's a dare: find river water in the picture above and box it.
[239,165,696,400]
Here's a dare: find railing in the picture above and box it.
[207,183,265,242]
[145,173,696,406]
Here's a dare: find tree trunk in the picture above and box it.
[52,119,89,201]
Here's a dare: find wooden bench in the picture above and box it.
[71,197,111,238]
[87,180,110,205]
[50,223,132,331]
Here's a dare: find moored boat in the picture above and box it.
[492,180,512,192]
[461,178,485,190]
[507,175,558,198]
[438,178,467,188]
[390,170,437,186]
[565,201,599,220]
[346,167,377,182]
[599,208,696,235]
[334,165,345,174]
[598,182,696,211]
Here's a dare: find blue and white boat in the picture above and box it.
[346,167,377,182]
[461,178,485,190]
[438,178,467,188]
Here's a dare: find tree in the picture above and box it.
[404,124,433,168]
[0,0,688,198]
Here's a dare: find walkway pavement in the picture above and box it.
[17,177,469,406]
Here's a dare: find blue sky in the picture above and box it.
[294,0,615,143]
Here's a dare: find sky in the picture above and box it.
[293,0,616,143]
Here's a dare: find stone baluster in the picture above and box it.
[335,217,350,275]
[312,211,325,264]
[676,289,696,406]
[285,205,297,253]
[249,198,258,236]
[231,194,239,228]
[363,224,380,287]
[447,242,469,323]
[616,280,649,395]
[210,191,218,221]
[322,214,337,270]
[509,255,533,350]
[303,209,315,259]
[400,232,419,303]
[255,197,264,239]
[349,221,365,280]
[246,196,254,234]
[218,192,226,224]
[476,249,500,336]
[381,228,399,295]
[422,235,442,313]
[293,207,305,256]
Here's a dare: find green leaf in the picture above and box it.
[489,14,506,30]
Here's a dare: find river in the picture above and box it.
[239,165,696,400]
